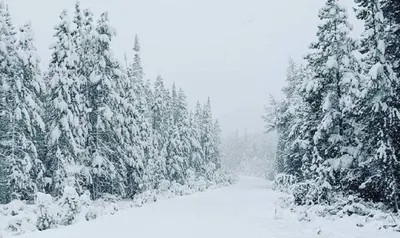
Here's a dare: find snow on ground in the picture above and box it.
[7,177,398,238]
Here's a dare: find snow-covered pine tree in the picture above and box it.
[300,0,362,201]
[119,65,141,199]
[166,114,184,183]
[142,132,165,190]
[171,83,178,122]
[0,4,46,202]
[36,192,57,231]
[176,88,192,182]
[0,4,10,202]
[130,35,153,121]
[128,34,144,92]
[111,69,133,199]
[10,21,46,200]
[0,155,7,203]
[87,12,125,199]
[193,101,205,175]
[152,76,167,133]
[212,119,222,169]
[164,87,192,184]
[201,98,217,179]
[354,0,400,212]
[151,76,170,169]
[44,10,83,197]
[127,34,148,117]
[0,2,43,200]
[137,109,154,192]
[59,186,81,226]
[187,111,202,180]
[143,78,153,118]
[281,60,302,174]
[72,1,95,192]
[381,0,400,191]
[265,60,313,178]
[0,2,15,204]
[123,34,154,196]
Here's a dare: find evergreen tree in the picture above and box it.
[151,76,170,156]
[301,0,362,197]
[166,114,184,183]
[355,0,400,212]
[212,119,222,169]
[201,98,217,178]
[124,34,153,196]
[264,60,313,178]
[10,22,46,200]
[0,4,46,202]
[142,132,165,190]
[0,2,16,203]
[165,87,191,184]
[176,89,192,178]
[44,10,83,197]
[59,186,81,225]
[382,1,400,197]
[87,12,125,198]
[188,111,203,177]
[72,3,96,192]
[128,34,145,91]
[193,102,205,175]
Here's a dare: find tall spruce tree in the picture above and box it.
[87,12,125,198]
[201,98,217,178]
[9,22,46,200]
[176,89,192,179]
[212,119,222,169]
[193,102,205,175]
[45,10,83,197]
[355,0,400,212]
[124,34,153,196]
[0,2,16,203]
[264,60,311,177]
[152,76,170,154]
[382,1,400,199]
[301,0,363,198]
[166,114,184,183]
[0,4,46,202]
[72,1,95,191]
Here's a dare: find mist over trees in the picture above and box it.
[222,130,276,178]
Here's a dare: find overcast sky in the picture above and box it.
[8,0,361,135]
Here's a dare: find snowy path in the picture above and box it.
[14,177,398,238]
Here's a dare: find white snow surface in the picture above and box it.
[6,177,399,238]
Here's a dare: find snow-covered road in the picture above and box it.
[14,177,398,238]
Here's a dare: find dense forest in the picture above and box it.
[266,0,400,212]
[0,1,224,205]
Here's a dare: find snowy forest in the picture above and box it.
[0,0,228,211]
[3,0,400,236]
[266,0,400,213]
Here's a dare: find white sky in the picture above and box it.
[8,0,361,135]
